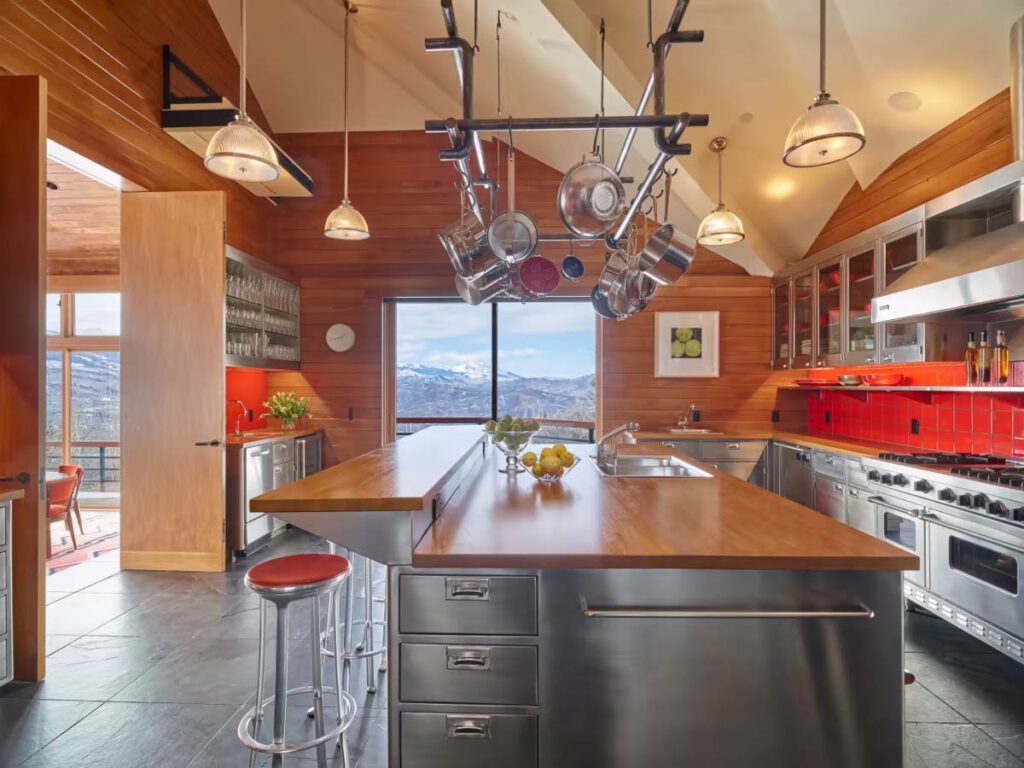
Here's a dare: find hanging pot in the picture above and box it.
[438,215,488,277]
[455,260,509,305]
[591,284,617,319]
[488,146,538,264]
[597,248,630,295]
[637,224,694,285]
[557,156,626,238]
[517,256,561,297]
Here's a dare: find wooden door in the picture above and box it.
[0,76,47,681]
[120,192,227,572]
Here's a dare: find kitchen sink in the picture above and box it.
[588,454,713,478]
[667,427,722,435]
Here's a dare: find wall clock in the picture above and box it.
[325,323,356,353]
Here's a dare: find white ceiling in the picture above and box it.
[209,0,1024,275]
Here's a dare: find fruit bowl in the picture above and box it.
[519,444,579,483]
[484,417,541,474]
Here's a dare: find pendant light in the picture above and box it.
[204,0,280,182]
[782,0,865,167]
[697,137,745,246]
[324,1,370,240]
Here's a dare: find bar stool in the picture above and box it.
[239,553,358,768]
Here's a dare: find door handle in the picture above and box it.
[194,440,222,447]
[0,472,30,484]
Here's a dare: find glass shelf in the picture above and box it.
[225,248,301,370]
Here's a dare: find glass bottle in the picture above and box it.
[965,332,979,385]
[978,330,992,385]
[995,330,1010,385]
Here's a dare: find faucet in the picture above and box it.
[676,403,697,429]
[229,399,247,436]
[595,422,639,468]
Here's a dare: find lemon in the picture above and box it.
[561,451,575,467]
[553,443,567,456]
[522,451,538,467]
[540,447,556,459]
[548,463,564,477]
[540,456,562,475]
[684,339,702,357]
[531,462,545,478]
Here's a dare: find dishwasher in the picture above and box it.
[772,442,813,508]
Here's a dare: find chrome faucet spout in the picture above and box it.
[596,422,640,467]
[229,399,247,436]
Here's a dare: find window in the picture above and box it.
[393,300,595,442]
[74,292,120,335]
[70,351,121,491]
[45,351,63,471]
[46,294,61,336]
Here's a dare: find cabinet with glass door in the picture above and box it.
[814,258,843,366]
[879,223,924,363]
[225,247,301,371]
[772,277,792,369]
[792,270,815,369]
[844,242,879,365]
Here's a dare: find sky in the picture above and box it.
[47,293,121,336]
[396,300,596,379]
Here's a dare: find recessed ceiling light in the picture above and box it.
[739,112,754,124]
[888,91,922,112]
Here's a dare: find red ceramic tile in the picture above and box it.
[934,393,955,410]
[993,409,1012,437]
[937,431,955,452]
[954,409,973,433]
[1014,438,1024,458]
[974,395,993,413]
[936,409,955,432]
[1013,410,1024,439]
[992,436,1014,458]
[920,428,938,450]
[953,432,974,452]
[973,408,992,434]
[972,434,993,454]
[955,393,974,411]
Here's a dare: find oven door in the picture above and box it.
[928,523,1023,639]
[870,495,927,586]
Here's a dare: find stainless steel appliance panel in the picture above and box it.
[244,445,274,521]
[814,477,847,524]
[399,643,538,705]
[0,552,5,591]
[296,433,323,478]
[812,450,848,480]
[0,639,7,683]
[872,495,927,586]
[0,594,6,636]
[400,712,538,768]
[0,502,5,547]
[246,514,273,544]
[700,440,767,462]
[775,443,813,508]
[704,459,765,487]
[659,440,699,458]
[846,486,877,536]
[272,461,295,490]
[928,523,1024,639]
[272,439,295,466]
[399,575,537,636]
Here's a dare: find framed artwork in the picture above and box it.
[654,311,720,378]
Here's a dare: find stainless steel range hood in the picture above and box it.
[873,14,1024,325]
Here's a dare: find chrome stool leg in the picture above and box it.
[309,593,328,768]
[271,602,289,768]
[364,559,377,693]
[249,600,267,768]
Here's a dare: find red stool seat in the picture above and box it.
[247,553,350,590]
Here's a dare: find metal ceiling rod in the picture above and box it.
[425,112,707,134]
[437,0,488,182]
[613,0,692,174]
[441,119,485,226]
[653,30,703,154]
[538,233,607,242]
[608,113,692,247]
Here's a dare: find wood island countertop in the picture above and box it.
[255,426,917,572]
[0,488,25,504]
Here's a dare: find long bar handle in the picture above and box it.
[579,598,874,620]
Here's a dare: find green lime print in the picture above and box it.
[670,327,702,358]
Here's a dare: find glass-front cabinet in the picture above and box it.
[772,277,792,369]
[815,258,843,366]
[880,223,924,363]
[225,247,301,370]
[844,243,878,364]
[792,270,815,368]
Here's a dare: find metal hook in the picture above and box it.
[507,115,514,158]
[646,0,653,49]
[591,113,602,158]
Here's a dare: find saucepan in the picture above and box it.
[557,156,626,238]
[438,214,488,278]
[454,257,511,305]
[637,224,694,285]
[488,145,538,264]
[591,284,618,319]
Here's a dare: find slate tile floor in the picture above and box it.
[2,527,1023,767]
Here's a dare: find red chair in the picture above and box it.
[46,475,78,559]
[58,464,85,534]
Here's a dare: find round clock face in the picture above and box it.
[325,323,355,352]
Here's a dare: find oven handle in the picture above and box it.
[579,598,875,620]
[868,496,926,519]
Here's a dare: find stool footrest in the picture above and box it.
[238,685,357,755]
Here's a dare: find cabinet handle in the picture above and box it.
[882,354,894,362]
[849,489,859,497]
[726,443,741,451]
[824,456,834,464]
[446,646,492,671]
[446,578,489,601]
[833,483,843,492]
[447,716,492,739]
[579,598,874,620]
[865,356,875,363]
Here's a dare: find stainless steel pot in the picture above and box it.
[557,157,626,238]
[591,285,617,319]
[637,224,694,285]
[438,215,488,277]
[597,249,630,295]
[455,265,509,305]
[488,146,538,264]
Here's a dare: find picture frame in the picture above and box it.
[654,311,720,378]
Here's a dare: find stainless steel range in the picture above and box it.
[850,452,1024,663]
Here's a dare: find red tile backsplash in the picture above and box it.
[805,362,1024,457]
[226,367,268,431]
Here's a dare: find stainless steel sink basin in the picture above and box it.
[667,427,721,435]
[588,454,713,478]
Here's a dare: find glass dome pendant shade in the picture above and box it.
[325,3,369,240]
[697,137,744,247]
[204,0,280,183]
[783,0,865,167]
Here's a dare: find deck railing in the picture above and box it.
[46,440,121,491]
[396,417,595,443]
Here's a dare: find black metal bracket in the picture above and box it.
[162,45,223,110]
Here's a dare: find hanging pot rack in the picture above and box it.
[425,0,708,314]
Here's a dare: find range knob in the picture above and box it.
[972,494,990,509]
[938,488,956,502]
[867,470,881,482]
[893,474,909,487]
[881,473,894,485]
[913,479,933,493]
[957,494,974,507]
[1010,507,1024,523]
[987,501,1009,518]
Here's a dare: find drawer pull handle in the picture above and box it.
[726,443,741,451]
[825,456,834,464]
[579,598,874,620]
[446,646,492,671]
[447,717,492,739]
[446,578,489,601]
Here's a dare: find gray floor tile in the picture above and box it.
[981,725,1024,761]
[20,701,237,768]
[0,698,101,765]
[905,609,996,655]
[906,650,1024,724]
[45,590,73,606]
[905,681,969,724]
[905,723,1024,768]
[45,591,147,635]
[92,590,250,643]
[45,560,119,593]
[45,634,80,657]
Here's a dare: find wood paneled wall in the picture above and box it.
[0,0,275,262]
[806,89,1013,255]
[268,131,789,464]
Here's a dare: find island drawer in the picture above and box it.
[700,440,766,461]
[0,594,6,635]
[399,575,537,636]
[812,450,848,479]
[400,712,537,768]
[0,551,5,591]
[400,643,538,705]
[0,501,5,546]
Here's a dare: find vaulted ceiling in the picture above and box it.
[209,0,1024,275]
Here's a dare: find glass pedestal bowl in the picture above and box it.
[487,427,540,474]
